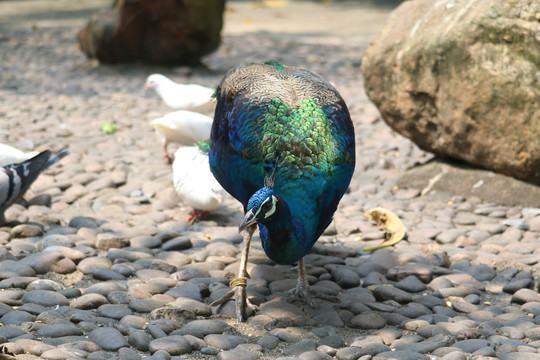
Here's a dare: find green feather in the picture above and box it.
[264,60,286,72]
[195,140,211,154]
[260,98,336,176]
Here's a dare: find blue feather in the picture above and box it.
[209,62,355,265]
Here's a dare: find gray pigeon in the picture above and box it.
[0,149,69,225]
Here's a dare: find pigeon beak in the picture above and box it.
[238,209,257,233]
[215,193,223,204]
[143,83,149,91]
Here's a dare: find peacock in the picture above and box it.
[208,62,356,321]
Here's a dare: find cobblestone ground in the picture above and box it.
[0,1,540,360]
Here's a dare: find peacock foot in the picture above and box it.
[287,283,339,308]
[210,277,259,322]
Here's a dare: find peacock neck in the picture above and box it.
[258,198,314,265]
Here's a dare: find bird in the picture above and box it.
[172,142,226,222]
[0,149,70,225]
[208,62,355,321]
[0,144,39,167]
[144,74,216,113]
[150,110,213,162]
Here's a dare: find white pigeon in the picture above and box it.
[151,110,213,162]
[144,74,216,113]
[172,143,226,221]
[0,144,39,167]
[0,149,69,225]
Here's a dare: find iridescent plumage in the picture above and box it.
[209,62,355,320]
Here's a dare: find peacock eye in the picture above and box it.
[261,201,273,212]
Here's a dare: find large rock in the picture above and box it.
[362,0,540,184]
[77,0,225,65]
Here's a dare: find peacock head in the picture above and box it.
[239,187,281,233]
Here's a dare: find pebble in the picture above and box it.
[466,264,497,281]
[71,293,109,309]
[0,310,35,325]
[120,314,148,330]
[328,266,361,288]
[503,278,533,294]
[0,260,36,277]
[162,236,192,251]
[11,224,44,238]
[374,351,427,359]
[96,233,129,250]
[86,282,128,297]
[436,229,468,244]
[0,276,38,289]
[349,313,387,329]
[257,335,280,349]
[165,284,205,301]
[88,327,129,351]
[91,267,127,281]
[335,347,369,360]
[118,347,141,360]
[37,323,84,337]
[204,334,247,350]
[283,339,318,356]
[78,257,112,274]
[22,252,77,274]
[451,339,493,353]
[128,330,153,352]
[218,349,259,360]
[148,335,192,355]
[395,275,428,292]
[166,297,212,316]
[513,289,540,304]
[373,285,413,303]
[130,235,162,248]
[22,290,69,307]
[97,304,132,319]
[174,319,230,338]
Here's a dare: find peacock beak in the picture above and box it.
[238,209,257,233]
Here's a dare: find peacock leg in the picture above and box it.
[288,258,316,307]
[210,224,259,322]
[289,257,338,307]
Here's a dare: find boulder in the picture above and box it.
[77,0,225,65]
[362,0,540,184]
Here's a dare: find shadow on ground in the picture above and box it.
[399,159,540,207]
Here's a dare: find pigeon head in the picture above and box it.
[144,74,168,91]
